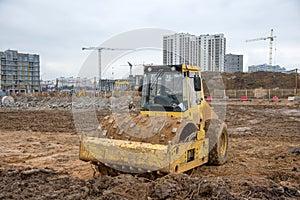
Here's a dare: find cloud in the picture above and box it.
[0,0,299,79]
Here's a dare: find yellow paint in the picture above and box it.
[80,136,209,173]
[115,80,131,91]
[79,64,217,173]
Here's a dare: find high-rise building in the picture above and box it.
[163,33,226,72]
[199,34,226,72]
[0,50,40,93]
[225,53,243,72]
[163,33,195,65]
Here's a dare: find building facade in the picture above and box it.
[225,53,243,72]
[0,50,40,92]
[248,64,286,73]
[163,33,226,72]
[163,33,195,66]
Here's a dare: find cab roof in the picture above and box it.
[143,64,200,73]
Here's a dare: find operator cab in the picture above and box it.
[141,64,202,112]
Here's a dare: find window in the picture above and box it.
[188,72,201,108]
[141,70,185,112]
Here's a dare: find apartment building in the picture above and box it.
[163,33,226,72]
[0,50,40,93]
[225,53,243,72]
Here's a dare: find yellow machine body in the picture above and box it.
[79,64,227,174]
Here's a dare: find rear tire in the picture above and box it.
[208,122,228,165]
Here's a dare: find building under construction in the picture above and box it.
[0,49,40,93]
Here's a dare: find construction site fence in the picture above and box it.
[6,88,297,99]
[207,88,297,99]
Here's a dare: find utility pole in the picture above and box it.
[94,77,97,96]
[296,68,298,95]
[98,49,102,91]
[82,47,133,91]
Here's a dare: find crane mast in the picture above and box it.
[246,29,276,71]
[119,62,145,77]
[82,47,133,90]
[269,29,274,70]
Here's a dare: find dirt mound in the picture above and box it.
[0,96,73,110]
[0,167,88,200]
[221,71,298,89]
[202,71,298,90]
[1,167,299,199]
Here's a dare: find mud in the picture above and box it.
[0,110,110,132]
[0,102,299,199]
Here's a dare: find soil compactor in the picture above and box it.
[79,64,228,174]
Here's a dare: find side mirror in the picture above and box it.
[194,76,201,91]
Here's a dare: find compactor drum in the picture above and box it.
[79,64,228,175]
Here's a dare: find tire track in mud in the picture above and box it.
[0,103,299,199]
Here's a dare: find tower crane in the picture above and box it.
[246,29,276,71]
[82,47,133,90]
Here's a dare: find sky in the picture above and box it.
[0,0,299,80]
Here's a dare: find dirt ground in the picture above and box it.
[0,101,299,199]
